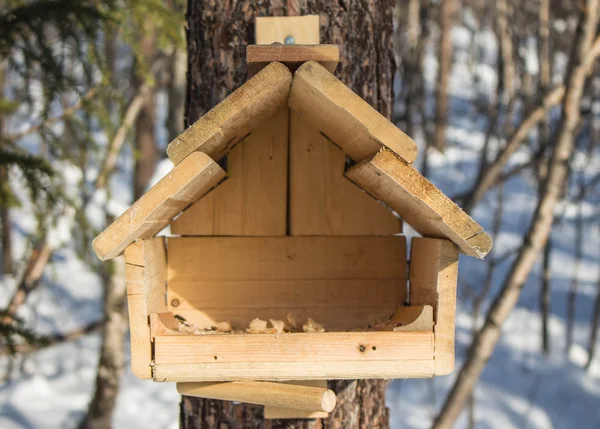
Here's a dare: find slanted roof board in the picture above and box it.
[92,152,226,261]
[166,62,292,165]
[288,61,419,164]
[346,149,492,258]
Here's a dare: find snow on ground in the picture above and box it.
[1,22,600,429]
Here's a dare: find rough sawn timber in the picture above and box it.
[346,149,492,258]
[124,237,167,379]
[92,152,225,261]
[246,44,339,75]
[288,61,418,163]
[170,107,289,236]
[166,62,292,165]
[410,237,459,375]
[177,381,336,412]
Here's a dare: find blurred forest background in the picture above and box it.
[1,0,600,428]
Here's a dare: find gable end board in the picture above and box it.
[346,149,492,259]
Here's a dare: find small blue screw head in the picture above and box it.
[284,35,295,45]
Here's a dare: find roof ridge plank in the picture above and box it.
[93,152,226,261]
[288,60,419,164]
[166,61,293,165]
[346,149,493,259]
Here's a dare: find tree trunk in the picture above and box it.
[78,258,127,429]
[432,0,454,152]
[432,3,600,428]
[0,63,13,276]
[133,25,158,200]
[181,1,395,428]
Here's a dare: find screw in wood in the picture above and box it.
[171,298,180,307]
[284,35,295,44]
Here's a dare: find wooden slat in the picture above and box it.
[154,332,433,364]
[167,236,406,281]
[256,15,320,44]
[166,236,406,330]
[391,305,434,332]
[123,241,144,266]
[288,61,418,163]
[169,279,404,310]
[410,237,459,375]
[177,381,336,412]
[264,381,329,419]
[166,62,292,165]
[171,107,289,236]
[93,152,226,261]
[346,149,493,259]
[289,111,401,235]
[125,238,167,379]
[153,360,435,382]
[247,45,339,75]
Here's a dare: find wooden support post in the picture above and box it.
[409,237,459,375]
[177,381,336,413]
[264,381,329,419]
[124,237,167,379]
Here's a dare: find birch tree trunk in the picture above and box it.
[181,1,395,427]
[432,2,600,428]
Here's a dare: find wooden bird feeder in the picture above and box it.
[92,16,492,419]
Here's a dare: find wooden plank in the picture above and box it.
[247,45,339,75]
[171,107,289,236]
[124,237,167,379]
[288,61,418,163]
[166,62,292,165]
[256,15,320,44]
[177,381,336,412]
[391,305,434,332]
[346,149,493,259]
[169,279,404,310]
[167,236,406,281]
[265,381,329,419]
[154,332,433,364]
[123,241,144,266]
[93,152,226,261]
[153,360,435,382]
[410,237,459,375]
[166,236,406,330]
[289,111,401,235]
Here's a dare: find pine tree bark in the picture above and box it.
[432,2,600,428]
[182,1,395,428]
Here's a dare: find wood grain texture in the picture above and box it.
[177,381,336,412]
[155,360,435,382]
[289,110,401,235]
[167,62,292,165]
[391,305,434,332]
[170,108,288,236]
[247,44,339,75]
[124,237,167,379]
[264,381,330,419]
[288,61,418,163]
[93,152,225,261]
[166,235,407,330]
[256,15,320,44]
[410,237,459,375]
[346,149,492,259]
[154,332,433,364]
